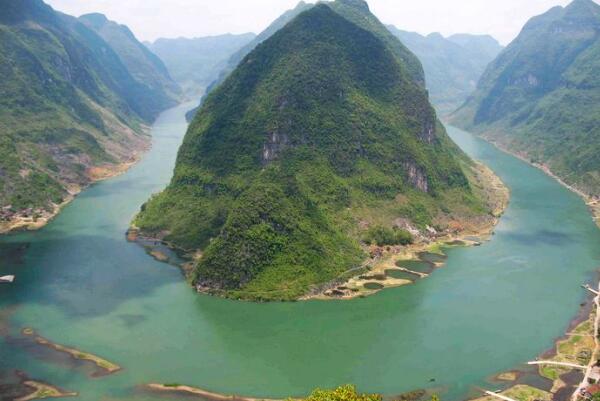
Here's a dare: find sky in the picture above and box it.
[45,0,584,45]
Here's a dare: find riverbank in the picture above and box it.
[130,160,509,301]
[145,383,282,401]
[301,160,510,300]
[471,132,600,229]
[144,383,429,401]
[467,282,600,401]
[16,380,77,401]
[0,370,77,401]
[0,141,150,236]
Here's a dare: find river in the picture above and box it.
[1,102,599,401]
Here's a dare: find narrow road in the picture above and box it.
[484,391,518,401]
[527,361,586,370]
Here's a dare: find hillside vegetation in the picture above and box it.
[79,13,181,109]
[134,0,493,301]
[0,0,175,230]
[452,0,600,197]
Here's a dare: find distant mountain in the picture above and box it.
[148,33,255,96]
[210,1,314,92]
[452,0,600,196]
[388,27,503,115]
[0,0,169,231]
[80,13,181,106]
[134,0,494,301]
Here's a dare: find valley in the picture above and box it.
[1,1,600,401]
[1,103,600,401]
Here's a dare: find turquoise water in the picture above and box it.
[1,104,599,401]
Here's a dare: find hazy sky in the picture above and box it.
[46,0,584,45]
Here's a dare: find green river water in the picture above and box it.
[1,102,600,401]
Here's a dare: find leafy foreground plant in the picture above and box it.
[294,386,439,401]
[296,386,382,401]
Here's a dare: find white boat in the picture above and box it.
[0,275,15,283]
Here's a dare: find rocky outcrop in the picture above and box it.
[419,120,436,144]
[404,161,429,192]
[262,131,290,164]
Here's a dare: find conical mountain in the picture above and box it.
[185,1,314,121]
[134,1,495,300]
[452,0,600,196]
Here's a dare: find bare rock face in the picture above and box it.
[419,120,436,144]
[404,161,429,192]
[262,131,289,164]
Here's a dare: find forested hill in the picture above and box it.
[185,1,313,121]
[0,0,173,231]
[79,13,181,110]
[388,27,503,115]
[185,0,427,121]
[134,0,492,301]
[451,0,600,197]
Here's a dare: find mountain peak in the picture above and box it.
[79,13,109,29]
[564,0,600,17]
[567,0,599,8]
[0,0,55,24]
[336,0,370,12]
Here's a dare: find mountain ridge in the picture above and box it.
[0,0,174,233]
[451,0,600,197]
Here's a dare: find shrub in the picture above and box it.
[363,225,413,246]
